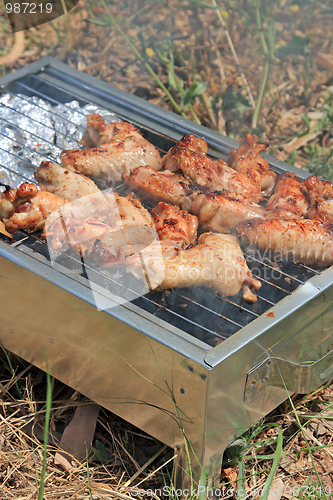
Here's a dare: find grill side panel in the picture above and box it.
[203,284,333,470]
[0,253,209,455]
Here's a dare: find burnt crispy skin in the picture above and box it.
[187,190,268,233]
[123,166,191,205]
[164,146,263,203]
[152,202,198,245]
[304,174,333,224]
[228,133,276,195]
[266,172,308,218]
[237,218,333,267]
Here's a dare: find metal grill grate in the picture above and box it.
[0,67,323,349]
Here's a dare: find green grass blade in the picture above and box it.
[257,427,283,500]
[37,355,52,500]
[236,457,247,500]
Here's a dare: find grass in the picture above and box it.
[1,347,333,499]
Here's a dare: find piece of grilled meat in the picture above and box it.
[126,231,261,302]
[304,175,333,224]
[81,113,140,147]
[164,146,262,203]
[237,218,333,267]
[228,133,276,196]
[152,202,198,246]
[123,166,191,205]
[266,172,308,219]
[62,114,162,183]
[35,161,100,200]
[0,183,66,233]
[187,190,268,233]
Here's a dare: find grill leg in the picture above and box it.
[173,445,223,497]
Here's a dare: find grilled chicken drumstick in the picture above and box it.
[266,172,308,219]
[304,175,333,224]
[228,134,276,196]
[0,183,66,233]
[237,219,333,267]
[61,114,162,183]
[124,166,191,205]
[35,161,100,200]
[186,190,268,233]
[126,231,261,302]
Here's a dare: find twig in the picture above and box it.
[123,444,167,487]
[251,0,276,129]
[99,0,188,119]
[0,31,25,65]
[209,0,255,109]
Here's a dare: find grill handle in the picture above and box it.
[244,350,333,400]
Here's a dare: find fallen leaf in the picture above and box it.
[55,400,100,469]
[267,478,284,500]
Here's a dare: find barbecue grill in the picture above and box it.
[1,57,333,489]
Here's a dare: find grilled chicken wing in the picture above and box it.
[152,202,198,246]
[81,113,143,147]
[35,161,100,200]
[266,172,308,218]
[187,190,268,233]
[237,219,333,267]
[228,134,276,196]
[161,134,208,169]
[304,175,333,224]
[164,146,262,202]
[0,183,66,233]
[123,166,191,205]
[62,115,162,183]
[83,193,156,264]
[126,232,261,302]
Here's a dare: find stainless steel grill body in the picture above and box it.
[1,58,333,485]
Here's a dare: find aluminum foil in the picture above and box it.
[0,93,119,188]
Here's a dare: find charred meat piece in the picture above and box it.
[266,172,308,219]
[304,175,333,224]
[162,133,208,169]
[228,134,276,196]
[35,161,100,200]
[0,183,66,233]
[124,166,191,205]
[237,218,333,267]
[152,202,198,246]
[62,115,162,183]
[164,146,262,203]
[126,232,261,302]
[187,190,268,233]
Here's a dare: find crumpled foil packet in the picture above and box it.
[0,93,119,188]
